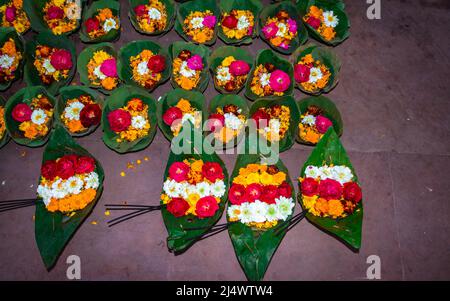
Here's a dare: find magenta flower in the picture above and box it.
[269,70,291,92]
[287,18,297,34]
[247,26,253,36]
[100,58,117,77]
[202,15,216,29]
[279,42,289,50]
[315,115,333,134]
[262,22,278,39]
[5,6,16,22]
[46,6,64,20]
[294,64,311,83]
[229,60,250,76]
[186,54,203,70]
[306,16,321,30]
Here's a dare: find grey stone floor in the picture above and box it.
[0,0,449,280]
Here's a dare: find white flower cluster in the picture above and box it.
[323,11,339,28]
[179,61,196,78]
[190,16,205,29]
[170,111,202,133]
[103,18,118,33]
[216,66,231,82]
[163,178,226,199]
[228,197,295,224]
[0,54,14,69]
[148,8,162,20]
[37,172,99,206]
[64,101,84,121]
[301,114,316,126]
[224,112,244,131]
[237,15,250,31]
[30,109,48,125]
[304,165,353,185]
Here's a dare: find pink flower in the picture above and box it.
[279,42,289,50]
[248,26,253,36]
[100,58,117,77]
[287,18,297,34]
[202,15,216,29]
[168,162,190,182]
[262,22,278,39]
[315,115,333,134]
[229,60,250,76]
[5,6,16,23]
[50,49,73,70]
[306,16,321,30]
[46,6,64,20]
[269,70,291,92]
[294,64,311,83]
[186,54,203,70]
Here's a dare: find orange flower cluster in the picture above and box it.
[0,38,22,84]
[0,0,30,33]
[43,0,80,35]
[47,188,96,213]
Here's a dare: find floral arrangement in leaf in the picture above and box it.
[227,153,296,281]
[296,95,343,145]
[101,85,157,154]
[35,124,104,269]
[5,86,56,147]
[55,85,103,137]
[0,0,31,34]
[297,0,350,46]
[208,45,253,94]
[117,40,171,92]
[0,26,25,91]
[79,0,120,43]
[128,0,176,36]
[244,49,294,101]
[217,0,262,46]
[259,0,308,55]
[174,0,219,45]
[168,41,210,92]
[299,128,362,249]
[23,0,86,36]
[0,95,10,148]
[24,31,76,95]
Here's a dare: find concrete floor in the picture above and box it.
[1,0,449,280]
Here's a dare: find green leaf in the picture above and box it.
[117,40,171,92]
[128,0,176,35]
[35,124,104,269]
[4,86,56,147]
[228,153,296,281]
[101,85,158,154]
[296,95,343,145]
[259,0,308,55]
[55,85,104,137]
[157,88,207,142]
[244,49,294,101]
[299,128,363,249]
[79,0,121,43]
[0,96,10,148]
[0,27,25,91]
[217,0,263,46]
[174,0,220,46]
[77,42,121,95]
[248,96,299,153]
[23,31,76,95]
[168,41,211,92]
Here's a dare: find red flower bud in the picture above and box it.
[107,109,131,132]
[12,103,32,122]
[167,197,190,217]
[343,182,362,204]
[85,17,100,33]
[162,107,183,126]
[50,49,73,70]
[80,104,101,128]
[147,55,166,73]
[222,15,238,29]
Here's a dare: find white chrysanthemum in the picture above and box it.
[266,204,280,222]
[227,205,242,220]
[276,22,287,37]
[64,176,84,195]
[131,115,147,130]
[210,180,225,198]
[103,18,117,33]
[184,183,197,197]
[51,179,68,199]
[64,101,85,121]
[319,165,333,179]
[137,61,149,75]
[323,11,339,28]
[237,15,250,30]
[177,182,189,199]
[94,65,106,80]
[84,172,99,190]
[43,58,56,74]
[275,196,294,221]
[331,165,353,184]
[196,182,211,198]
[224,113,243,131]
[0,54,14,69]
[239,202,253,224]
[31,109,47,125]
[37,184,52,206]
[249,200,268,223]
[179,60,196,78]
[301,114,316,126]
[308,67,323,83]
[269,119,281,134]
[304,165,321,179]
[216,66,231,82]
[190,17,204,29]
[260,72,270,87]
[163,179,179,198]
[148,8,162,20]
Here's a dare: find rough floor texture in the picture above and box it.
[1,0,449,280]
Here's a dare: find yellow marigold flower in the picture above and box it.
[233,175,246,185]
[191,159,203,172]
[272,172,287,186]
[260,172,274,185]
[245,172,260,185]
[302,195,318,210]
[321,26,336,41]
[161,194,170,204]
[314,197,329,216]
[222,56,235,67]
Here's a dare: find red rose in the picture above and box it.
[306,16,321,29]
[80,103,101,128]
[318,179,343,200]
[315,115,332,134]
[196,196,219,218]
[245,183,263,202]
[261,185,278,204]
[46,6,64,20]
[75,156,95,174]
[207,113,225,132]
[56,156,76,179]
[134,5,147,17]
[251,109,270,129]
[278,181,292,198]
[107,109,131,132]
[148,55,166,73]
[41,160,57,181]
[5,6,16,22]
[294,63,311,83]
[202,162,224,182]
[12,103,32,122]
[85,17,100,33]
[168,162,190,182]
[167,197,190,217]
[222,15,238,29]
[301,177,318,197]
[162,107,182,126]
[343,182,362,204]
[50,49,73,70]
[229,184,246,205]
